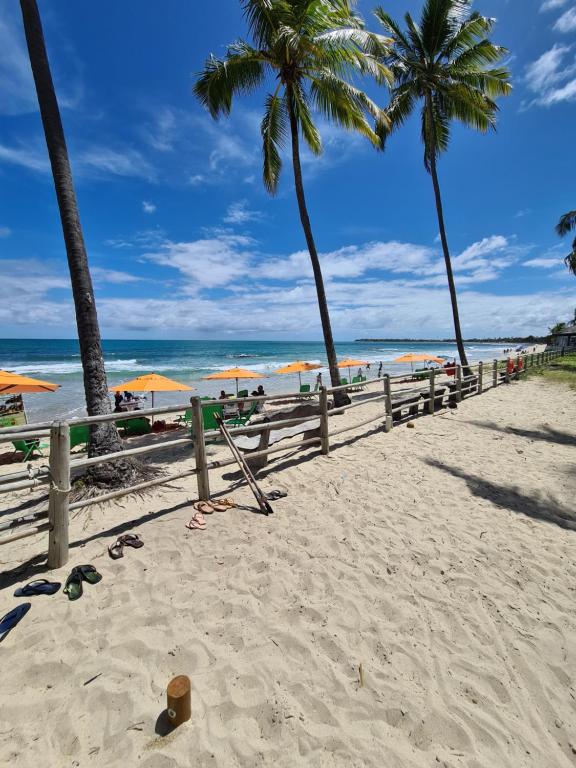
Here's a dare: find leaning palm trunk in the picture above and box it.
[20,0,130,484]
[287,90,343,397]
[426,99,470,372]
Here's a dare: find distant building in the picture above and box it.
[549,323,576,350]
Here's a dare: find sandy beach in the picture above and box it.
[1,375,575,768]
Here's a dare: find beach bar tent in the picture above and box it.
[337,358,369,382]
[0,370,59,427]
[109,373,194,416]
[273,361,322,387]
[202,367,264,396]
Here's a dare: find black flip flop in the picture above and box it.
[108,539,125,560]
[77,564,102,585]
[63,568,84,601]
[265,490,288,500]
[0,603,31,642]
[14,579,61,597]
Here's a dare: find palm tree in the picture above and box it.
[194,0,390,399]
[556,210,576,275]
[20,0,131,486]
[374,0,511,371]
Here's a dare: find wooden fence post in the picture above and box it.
[383,375,393,432]
[428,368,435,415]
[456,365,463,402]
[48,421,70,569]
[319,386,330,455]
[493,359,498,388]
[505,357,511,384]
[478,361,483,395]
[191,397,210,501]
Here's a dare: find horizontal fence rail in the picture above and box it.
[0,348,565,568]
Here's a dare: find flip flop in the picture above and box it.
[119,533,144,549]
[265,490,288,500]
[193,501,215,515]
[0,603,31,642]
[218,497,236,508]
[14,579,61,597]
[77,564,102,585]
[108,538,125,560]
[63,568,84,601]
[186,512,206,530]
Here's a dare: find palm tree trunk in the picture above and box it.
[20,0,125,468]
[426,96,470,373]
[286,88,348,405]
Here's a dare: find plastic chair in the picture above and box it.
[116,417,152,436]
[12,439,46,462]
[224,401,258,427]
[69,424,89,451]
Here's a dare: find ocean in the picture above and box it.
[0,338,509,423]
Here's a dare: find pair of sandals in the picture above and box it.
[186,498,235,531]
[108,533,144,560]
[0,579,62,643]
[0,603,31,643]
[63,565,102,601]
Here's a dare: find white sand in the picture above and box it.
[1,376,575,767]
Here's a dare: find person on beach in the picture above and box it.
[315,372,322,389]
[123,391,133,402]
[219,390,228,399]
[113,392,123,412]
[378,362,383,378]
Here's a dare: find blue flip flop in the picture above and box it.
[0,603,31,642]
[14,579,61,597]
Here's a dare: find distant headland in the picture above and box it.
[354,335,549,344]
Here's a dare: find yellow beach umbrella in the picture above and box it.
[274,360,322,387]
[337,358,369,381]
[0,370,59,394]
[202,367,264,395]
[110,373,194,411]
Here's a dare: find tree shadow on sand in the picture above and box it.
[458,420,576,448]
[425,458,576,532]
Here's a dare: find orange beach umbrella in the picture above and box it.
[202,367,264,395]
[110,373,193,410]
[393,353,445,371]
[337,358,369,381]
[0,370,59,394]
[274,361,322,387]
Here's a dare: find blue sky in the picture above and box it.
[0,0,575,340]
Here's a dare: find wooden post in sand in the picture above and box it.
[505,358,511,385]
[48,421,70,569]
[383,375,393,432]
[428,368,435,415]
[319,386,330,455]
[478,361,483,395]
[167,675,191,727]
[493,359,498,388]
[455,365,463,402]
[191,397,210,501]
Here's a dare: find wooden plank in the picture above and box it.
[47,421,70,569]
[383,375,393,433]
[0,523,50,547]
[478,361,483,395]
[428,368,435,415]
[191,397,210,501]
[319,387,330,455]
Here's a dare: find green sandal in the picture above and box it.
[77,564,102,585]
[63,568,84,601]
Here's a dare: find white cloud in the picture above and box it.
[188,174,205,186]
[223,200,262,225]
[554,7,576,32]
[523,44,576,107]
[524,257,561,268]
[540,0,569,10]
[90,267,143,284]
[142,201,157,214]
[0,226,11,238]
[0,142,50,172]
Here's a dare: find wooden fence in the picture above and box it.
[0,349,563,569]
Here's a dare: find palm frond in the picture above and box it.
[241,0,282,48]
[565,246,576,276]
[261,88,288,193]
[291,82,322,154]
[421,95,450,170]
[440,83,497,132]
[373,7,414,57]
[556,210,576,237]
[194,47,266,118]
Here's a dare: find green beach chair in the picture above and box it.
[12,439,47,462]
[190,404,224,436]
[299,384,311,397]
[224,401,258,427]
[176,408,193,427]
[69,424,89,451]
[237,389,249,398]
[116,417,152,437]
[340,377,348,386]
